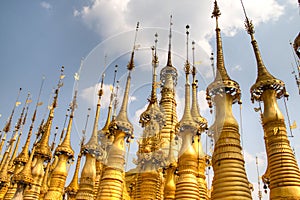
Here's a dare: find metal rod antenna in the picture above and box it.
[133,22,140,51]
[240,0,250,24]
[82,107,91,145]
[256,156,262,200]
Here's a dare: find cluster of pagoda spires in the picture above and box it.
[0,1,299,200]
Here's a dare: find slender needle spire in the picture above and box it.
[191,41,208,130]
[56,89,77,158]
[35,66,64,160]
[101,65,118,134]
[0,88,22,159]
[59,110,69,145]
[240,0,286,101]
[2,88,22,134]
[150,33,159,103]
[211,1,230,82]
[112,81,119,120]
[160,16,178,88]
[167,15,173,67]
[14,77,44,164]
[114,22,139,134]
[8,93,31,170]
[207,0,241,107]
[179,25,195,125]
[84,73,105,151]
[127,22,139,71]
[192,41,196,83]
[140,33,164,128]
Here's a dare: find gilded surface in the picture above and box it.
[260,90,300,199]
[207,2,252,199]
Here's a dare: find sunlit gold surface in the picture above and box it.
[45,91,76,199]
[65,151,82,199]
[209,94,252,199]
[206,2,252,199]
[260,90,300,199]
[97,51,134,199]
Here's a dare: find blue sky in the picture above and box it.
[0,1,299,199]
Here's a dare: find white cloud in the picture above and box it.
[73,0,130,38]
[40,1,52,10]
[80,83,114,108]
[132,103,148,129]
[232,65,242,72]
[244,150,256,163]
[244,150,266,168]
[73,9,80,17]
[73,0,285,83]
[129,95,137,102]
[198,90,209,113]
[74,0,284,41]
[287,0,299,6]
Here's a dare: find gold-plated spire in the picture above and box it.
[55,93,76,158]
[59,109,69,145]
[0,146,13,196]
[44,88,77,199]
[163,114,177,200]
[65,145,83,199]
[23,66,64,200]
[3,88,22,134]
[14,76,44,165]
[175,25,201,199]
[12,131,39,198]
[39,158,51,199]
[94,65,118,198]
[191,42,209,198]
[207,1,241,107]
[159,16,179,169]
[240,1,286,102]
[101,65,118,136]
[6,92,31,183]
[241,0,300,198]
[211,2,229,82]
[40,128,58,198]
[139,33,163,128]
[134,34,165,200]
[12,143,37,199]
[7,131,22,175]
[112,22,139,131]
[160,15,178,87]
[97,22,139,200]
[65,108,89,199]
[151,35,159,102]
[35,66,64,160]
[109,22,140,138]
[0,88,22,156]
[191,41,208,130]
[178,25,195,126]
[5,78,44,199]
[127,22,139,71]
[206,1,252,199]
[85,73,104,151]
[76,73,105,200]
[161,93,178,200]
[0,92,30,199]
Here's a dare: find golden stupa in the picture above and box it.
[0,1,299,200]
